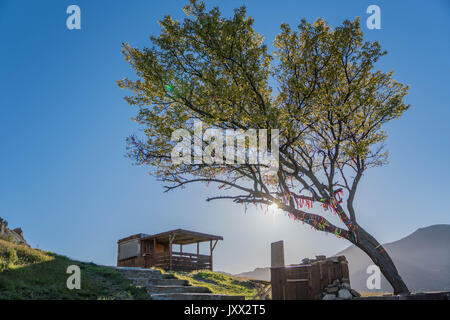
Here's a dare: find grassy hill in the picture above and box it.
[0,239,259,300]
[0,239,149,299]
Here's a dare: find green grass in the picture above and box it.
[173,270,259,300]
[0,239,149,300]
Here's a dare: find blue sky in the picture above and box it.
[0,0,449,274]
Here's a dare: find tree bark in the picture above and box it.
[355,226,409,295]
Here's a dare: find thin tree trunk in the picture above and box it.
[355,226,409,295]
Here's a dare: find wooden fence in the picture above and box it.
[270,241,350,300]
[271,259,350,300]
[144,251,211,271]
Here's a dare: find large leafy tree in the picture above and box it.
[118,1,410,294]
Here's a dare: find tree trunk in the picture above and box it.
[355,226,409,295]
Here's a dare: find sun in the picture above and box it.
[268,203,279,213]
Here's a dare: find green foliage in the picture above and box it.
[118,0,410,181]
[0,240,49,271]
[0,240,150,300]
[118,0,275,176]
[273,17,409,165]
[0,248,18,271]
[117,0,411,246]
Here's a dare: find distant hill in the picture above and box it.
[337,224,450,292]
[234,225,450,292]
[236,267,271,281]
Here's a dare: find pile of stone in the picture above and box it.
[322,279,361,300]
[300,254,349,265]
[296,254,361,300]
[0,217,28,246]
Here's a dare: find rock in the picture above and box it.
[0,218,7,234]
[350,289,361,297]
[333,279,340,285]
[13,228,23,237]
[301,258,311,265]
[0,217,28,246]
[338,289,353,300]
[341,282,351,289]
[329,256,339,263]
[326,286,339,294]
[322,294,336,300]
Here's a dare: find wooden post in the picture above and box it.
[212,239,218,251]
[139,239,144,268]
[270,241,286,300]
[309,264,321,299]
[196,242,200,270]
[117,241,120,267]
[152,238,156,268]
[209,240,218,271]
[271,241,285,268]
[210,240,213,271]
[180,244,183,254]
[169,242,172,271]
[169,234,176,271]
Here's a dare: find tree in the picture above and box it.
[118,0,411,294]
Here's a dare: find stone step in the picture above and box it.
[128,278,148,286]
[117,269,165,280]
[149,279,189,286]
[131,277,171,286]
[148,285,211,294]
[123,272,165,278]
[118,270,162,275]
[151,293,245,300]
[121,274,164,280]
[129,278,188,286]
[116,267,163,274]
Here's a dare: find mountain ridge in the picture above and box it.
[234,224,450,292]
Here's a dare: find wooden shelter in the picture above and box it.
[117,229,223,272]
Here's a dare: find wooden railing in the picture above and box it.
[144,251,211,271]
